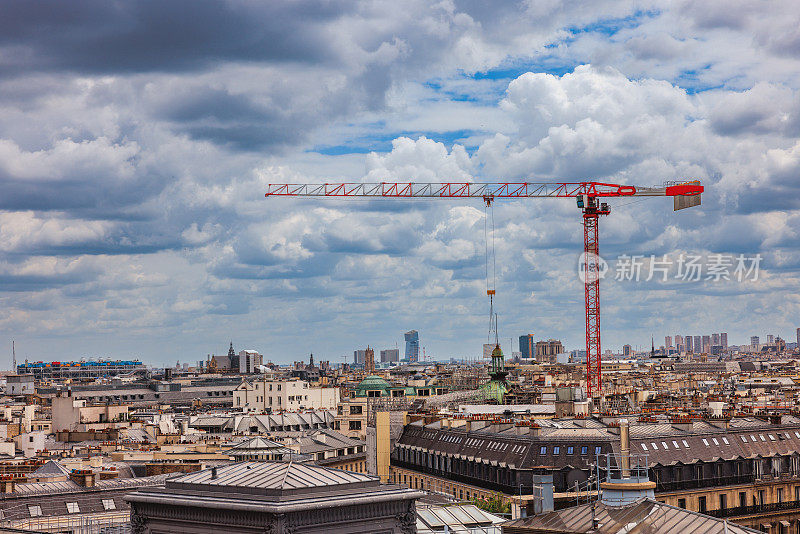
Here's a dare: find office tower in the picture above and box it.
[354,350,366,365]
[685,336,693,353]
[751,336,760,346]
[721,333,728,349]
[767,334,775,344]
[675,335,683,346]
[364,347,375,373]
[380,349,399,363]
[712,333,720,346]
[519,334,535,359]
[702,335,711,353]
[665,336,672,348]
[694,336,701,353]
[623,344,632,357]
[404,330,419,363]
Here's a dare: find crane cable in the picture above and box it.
[484,200,498,345]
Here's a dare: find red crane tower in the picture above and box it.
[265,180,703,398]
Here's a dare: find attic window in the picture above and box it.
[66,502,80,514]
[682,440,690,447]
[722,437,729,445]
[702,439,709,446]
[711,438,719,445]
[28,506,41,517]
[768,435,776,441]
[641,443,648,451]
[102,499,116,511]
[741,436,748,443]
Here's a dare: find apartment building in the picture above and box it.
[234,378,339,412]
[391,415,800,532]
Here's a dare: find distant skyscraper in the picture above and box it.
[767,334,775,344]
[354,350,366,365]
[693,336,701,353]
[720,333,728,349]
[712,333,720,346]
[751,336,760,346]
[797,328,800,349]
[685,336,693,353]
[623,344,632,357]
[675,335,683,346]
[404,330,419,362]
[702,335,711,353]
[380,349,399,363]
[519,334,535,359]
[665,336,672,348]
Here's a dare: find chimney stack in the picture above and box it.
[620,418,630,478]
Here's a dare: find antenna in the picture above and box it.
[11,340,15,372]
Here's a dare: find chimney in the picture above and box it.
[0,476,14,493]
[530,425,540,437]
[211,467,218,480]
[465,420,472,432]
[69,469,95,487]
[620,418,630,478]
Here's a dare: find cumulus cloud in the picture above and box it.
[1,1,799,362]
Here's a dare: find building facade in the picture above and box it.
[405,330,419,362]
[234,378,339,413]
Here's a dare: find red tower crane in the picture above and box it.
[266,180,704,398]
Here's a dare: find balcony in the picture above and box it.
[706,499,800,519]
[655,474,755,493]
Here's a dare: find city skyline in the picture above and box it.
[1,3,800,365]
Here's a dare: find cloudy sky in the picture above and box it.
[2,1,799,367]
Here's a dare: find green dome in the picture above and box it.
[354,375,392,396]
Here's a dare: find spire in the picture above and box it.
[228,342,235,357]
[309,353,314,367]
[651,336,655,358]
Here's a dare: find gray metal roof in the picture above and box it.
[502,498,761,534]
[169,461,376,492]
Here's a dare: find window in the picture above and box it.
[595,446,602,455]
[581,446,588,455]
[711,438,719,445]
[682,440,690,447]
[651,442,658,450]
[759,434,766,441]
[661,441,669,449]
[739,492,746,508]
[796,486,800,502]
[66,502,80,514]
[102,499,116,511]
[540,446,547,454]
[350,405,363,415]
[28,505,41,517]
[795,431,800,439]
[349,420,361,431]
[741,436,748,443]
[672,440,679,448]
[641,443,648,451]
[698,496,706,513]
[567,446,574,454]
[769,434,776,441]
[677,498,686,509]
[778,488,784,503]
[553,446,560,454]
[722,437,729,445]
[719,494,727,509]
[750,435,757,442]
[702,439,709,446]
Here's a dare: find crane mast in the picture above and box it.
[266,180,703,399]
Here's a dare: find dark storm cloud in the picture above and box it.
[0,0,349,75]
